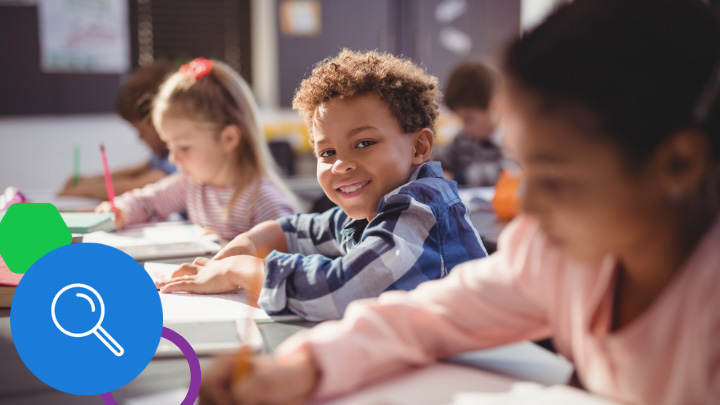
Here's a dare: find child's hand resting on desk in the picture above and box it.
[199,347,319,405]
[95,202,128,229]
[156,255,265,304]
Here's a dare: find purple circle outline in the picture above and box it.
[100,327,201,404]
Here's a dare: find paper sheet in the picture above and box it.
[144,262,269,322]
[84,223,222,261]
[453,383,619,405]
[124,388,192,405]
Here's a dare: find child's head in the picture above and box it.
[502,0,720,264]
[152,58,293,208]
[444,61,500,142]
[293,49,440,220]
[116,60,173,156]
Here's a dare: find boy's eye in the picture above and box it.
[179,146,191,152]
[356,140,375,149]
[318,150,336,158]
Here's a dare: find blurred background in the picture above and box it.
[0,0,602,197]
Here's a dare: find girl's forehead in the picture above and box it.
[159,116,215,140]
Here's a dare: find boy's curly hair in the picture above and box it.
[293,49,441,140]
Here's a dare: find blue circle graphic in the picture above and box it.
[11,243,163,395]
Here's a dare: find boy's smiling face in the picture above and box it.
[312,93,432,221]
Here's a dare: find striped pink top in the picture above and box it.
[114,174,295,240]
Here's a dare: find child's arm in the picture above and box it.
[214,220,288,259]
[96,173,188,227]
[204,215,556,403]
[258,194,468,320]
[215,207,345,259]
[58,162,154,199]
[157,208,346,298]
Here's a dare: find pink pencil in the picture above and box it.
[100,143,119,218]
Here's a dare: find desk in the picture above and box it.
[470,210,508,253]
[0,307,312,404]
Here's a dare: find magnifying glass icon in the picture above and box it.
[51,283,124,357]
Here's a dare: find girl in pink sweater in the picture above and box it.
[200,0,720,403]
[96,58,296,241]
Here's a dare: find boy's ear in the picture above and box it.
[654,128,709,196]
[219,124,242,152]
[411,128,434,165]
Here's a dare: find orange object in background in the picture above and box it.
[491,169,524,220]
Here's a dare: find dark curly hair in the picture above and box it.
[292,49,441,141]
[504,0,720,163]
[116,60,173,122]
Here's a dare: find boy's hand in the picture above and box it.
[170,257,211,278]
[94,202,127,229]
[156,255,265,303]
[199,348,319,405]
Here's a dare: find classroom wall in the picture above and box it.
[0,115,149,192]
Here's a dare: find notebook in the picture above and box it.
[0,254,21,308]
[83,222,222,261]
[0,236,83,308]
[60,212,115,233]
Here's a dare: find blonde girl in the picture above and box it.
[97,58,296,240]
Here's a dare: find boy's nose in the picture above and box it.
[168,149,178,165]
[331,158,356,174]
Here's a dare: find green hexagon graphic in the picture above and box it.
[0,203,71,274]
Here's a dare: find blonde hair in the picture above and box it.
[152,59,298,216]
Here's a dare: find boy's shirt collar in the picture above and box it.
[338,162,443,247]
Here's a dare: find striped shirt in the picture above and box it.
[114,174,295,240]
[260,161,487,321]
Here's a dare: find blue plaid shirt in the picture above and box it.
[259,162,487,321]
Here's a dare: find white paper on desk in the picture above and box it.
[84,222,222,261]
[124,388,193,405]
[321,363,516,405]
[160,292,270,322]
[144,262,269,321]
[448,341,574,386]
[453,383,619,405]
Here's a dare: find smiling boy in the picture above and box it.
[157,49,487,321]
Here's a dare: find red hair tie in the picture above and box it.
[179,57,213,79]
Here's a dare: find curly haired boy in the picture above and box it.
[161,49,487,321]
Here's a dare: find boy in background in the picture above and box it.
[436,61,505,186]
[58,61,176,199]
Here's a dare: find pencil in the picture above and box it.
[99,143,119,217]
[73,144,80,185]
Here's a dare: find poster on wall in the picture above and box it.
[37,0,130,73]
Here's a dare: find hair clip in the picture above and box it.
[179,57,213,79]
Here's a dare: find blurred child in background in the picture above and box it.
[436,61,506,186]
[59,61,176,199]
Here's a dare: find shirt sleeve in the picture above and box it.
[260,193,444,321]
[274,207,347,257]
[275,215,556,399]
[249,180,296,226]
[114,173,188,225]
